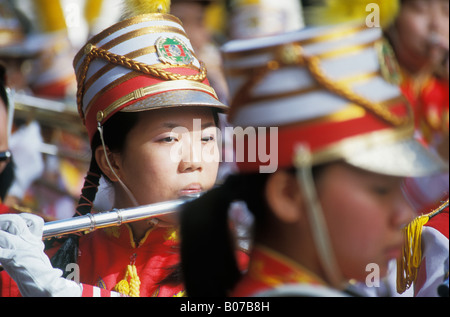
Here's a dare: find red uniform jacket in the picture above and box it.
[1,224,184,297]
[75,224,184,297]
[231,245,328,297]
[401,74,449,145]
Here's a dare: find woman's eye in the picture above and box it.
[372,185,391,196]
[202,135,215,142]
[160,136,178,143]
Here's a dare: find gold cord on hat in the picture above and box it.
[97,123,140,208]
[230,41,412,128]
[294,145,348,290]
[300,51,410,127]
[77,43,208,122]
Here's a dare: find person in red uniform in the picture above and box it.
[385,0,449,147]
[0,0,230,297]
[179,0,449,297]
[385,0,449,216]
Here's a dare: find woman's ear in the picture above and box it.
[265,170,304,224]
[94,146,122,182]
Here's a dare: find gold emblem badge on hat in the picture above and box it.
[156,37,194,66]
[375,39,402,86]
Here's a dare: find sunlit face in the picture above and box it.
[112,107,219,208]
[390,0,449,72]
[0,99,9,175]
[315,163,414,281]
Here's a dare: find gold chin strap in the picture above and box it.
[294,145,347,290]
[97,122,139,207]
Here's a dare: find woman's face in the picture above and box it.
[111,107,220,207]
[0,99,9,175]
[315,162,414,281]
[390,0,449,73]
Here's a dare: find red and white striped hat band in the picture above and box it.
[222,23,448,177]
[74,13,228,141]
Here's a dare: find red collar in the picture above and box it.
[100,223,179,249]
[232,245,326,296]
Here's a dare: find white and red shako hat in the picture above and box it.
[221,0,448,177]
[74,0,227,142]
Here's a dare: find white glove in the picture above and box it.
[0,213,82,297]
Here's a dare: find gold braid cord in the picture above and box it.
[284,46,411,126]
[76,44,208,121]
[230,42,410,127]
[243,43,411,127]
[302,55,410,127]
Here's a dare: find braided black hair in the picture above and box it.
[180,173,271,297]
[180,164,329,297]
[48,112,139,275]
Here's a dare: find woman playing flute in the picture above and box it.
[0,0,233,297]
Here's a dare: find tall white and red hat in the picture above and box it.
[222,0,448,178]
[74,0,227,142]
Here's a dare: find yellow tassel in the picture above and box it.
[396,199,449,294]
[128,265,141,297]
[84,0,104,27]
[396,214,429,294]
[114,265,141,297]
[34,0,67,32]
[305,0,400,29]
[123,0,171,17]
[114,278,130,295]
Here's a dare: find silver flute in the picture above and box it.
[42,195,200,240]
[0,196,199,270]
